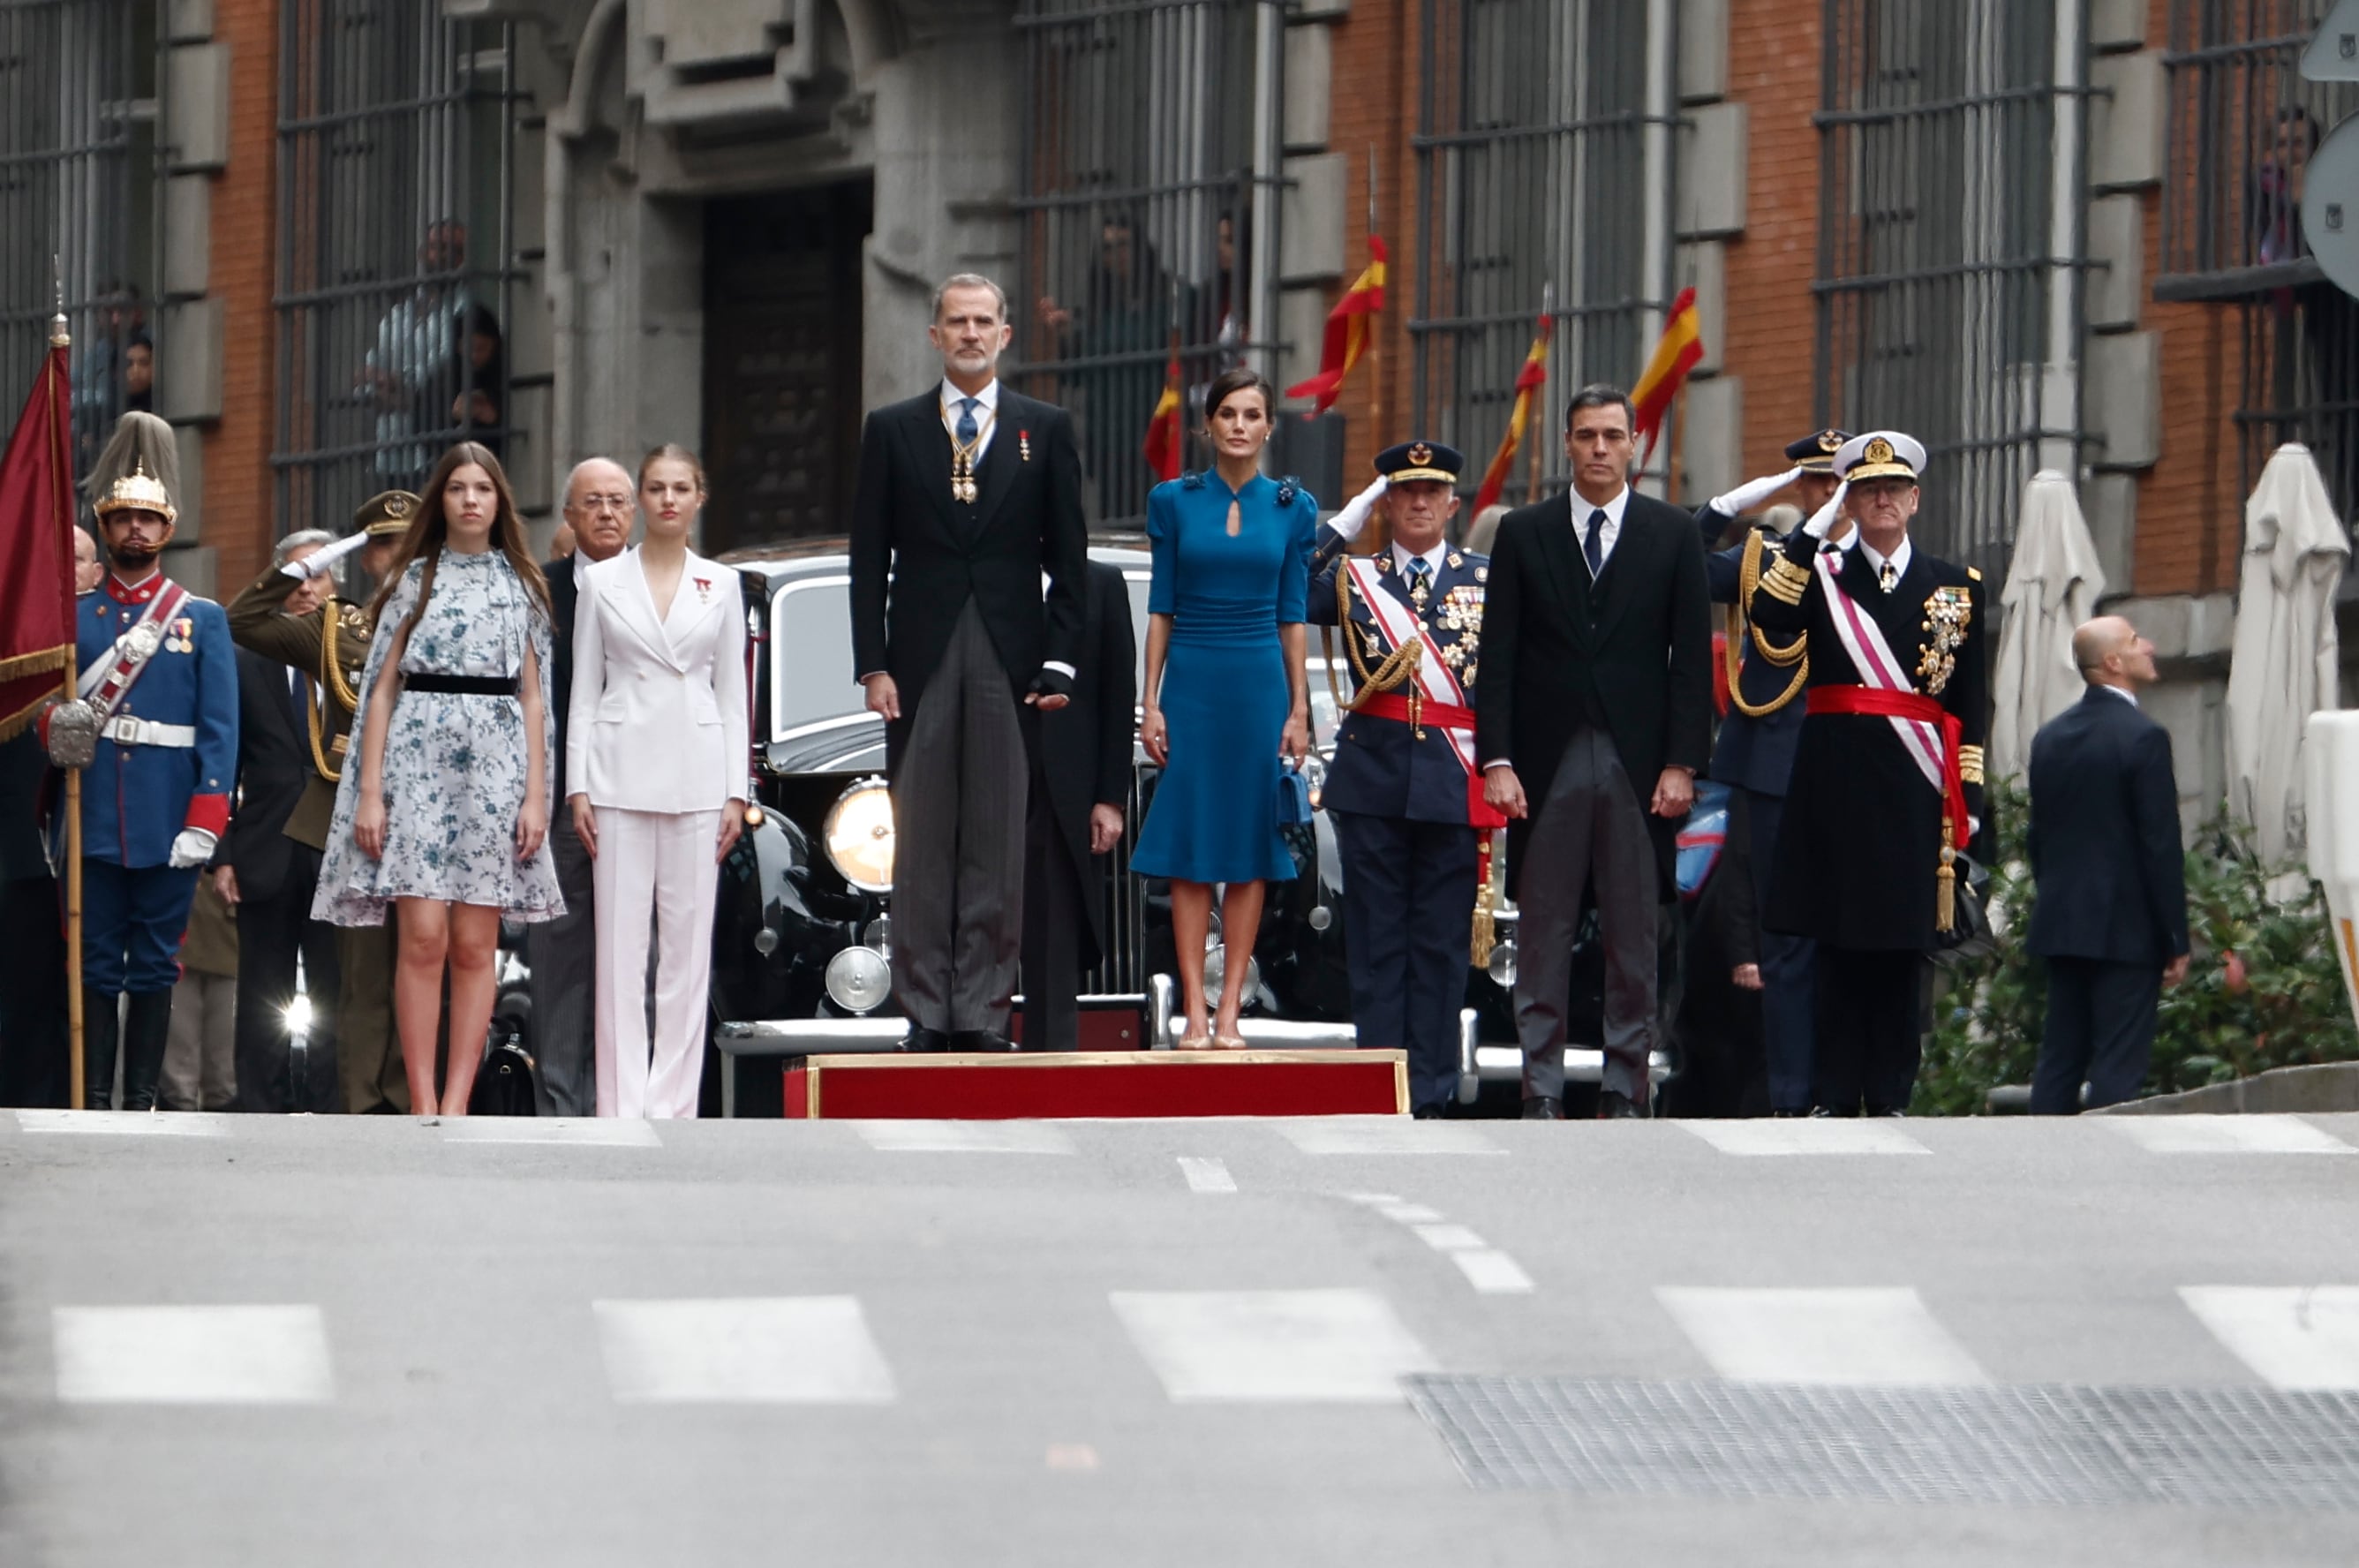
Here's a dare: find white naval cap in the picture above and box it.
[1835,430,1927,485]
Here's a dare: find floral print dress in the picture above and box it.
[313,547,564,925]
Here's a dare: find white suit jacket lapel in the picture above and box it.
[600,553,686,673]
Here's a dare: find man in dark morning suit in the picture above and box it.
[527,458,635,1113]
[1693,429,1850,1114]
[0,731,69,1107]
[224,532,343,1112]
[2026,616,2189,1112]
[1476,387,1714,1119]
[851,275,1089,1052]
[1021,559,1137,1052]
[1748,430,1989,1115]
[1308,440,1504,1118]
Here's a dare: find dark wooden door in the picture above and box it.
[702,181,872,554]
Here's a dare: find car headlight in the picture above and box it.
[824,775,896,893]
[283,995,313,1038]
[825,946,892,1014]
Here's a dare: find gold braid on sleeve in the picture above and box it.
[1328,565,1424,719]
[1724,531,1808,719]
[305,596,353,784]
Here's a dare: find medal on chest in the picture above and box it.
[1917,585,1971,695]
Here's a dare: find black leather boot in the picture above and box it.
[82,988,120,1110]
[119,991,173,1112]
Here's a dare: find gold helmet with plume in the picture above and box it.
[87,410,180,525]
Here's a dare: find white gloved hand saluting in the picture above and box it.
[168,827,218,871]
[281,530,371,579]
[1325,475,1391,544]
[1707,466,1805,519]
[1803,479,1851,541]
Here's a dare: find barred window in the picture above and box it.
[1816,0,2084,581]
[2159,1,2359,515]
[275,0,523,539]
[1408,0,1668,505]
[1012,0,1286,528]
[0,0,157,478]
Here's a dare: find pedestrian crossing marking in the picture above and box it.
[853,1120,1075,1154]
[1177,1156,1237,1193]
[1411,1223,1487,1252]
[2102,1115,2354,1155]
[1678,1120,1931,1157]
[1278,1119,1504,1156]
[595,1296,896,1403]
[2180,1286,2359,1390]
[1657,1287,1990,1386]
[1375,1202,1444,1225]
[1111,1288,1439,1402]
[17,1110,230,1137]
[439,1116,660,1147]
[53,1305,333,1404]
[1451,1250,1537,1295]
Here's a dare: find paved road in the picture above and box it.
[4,1110,2358,1565]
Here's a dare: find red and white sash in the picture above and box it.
[1345,558,1505,827]
[1812,548,1943,795]
[76,579,191,724]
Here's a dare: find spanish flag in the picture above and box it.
[1283,236,1387,415]
[1471,310,1553,516]
[0,328,77,740]
[1142,342,1184,483]
[1629,285,1705,460]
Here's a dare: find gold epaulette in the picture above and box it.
[1958,744,1985,786]
[1725,531,1808,718]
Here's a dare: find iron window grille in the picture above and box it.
[0,0,158,480]
[1012,0,1288,530]
[274,0,523,542]
[1408,0,1675,508]
[2159,0,2359,519]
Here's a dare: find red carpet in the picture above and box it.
[784,1050,1407,1119]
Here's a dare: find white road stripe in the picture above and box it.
[2102,1115,2354,1155]
[54,1305,333,1404]
[439,1117,660,1147]
[18,1110,228,1137]
[1279,1119,1503,1156]
[1339,1192,1403,1206]
[1178,1157,1237,1194]
[1111,1288,1438,1402]
[854,1120,1074,1154]
[1452,1251,1536,1295]
[595,1296,896,1404]
[1375,1202,1444,1225]
[1679,1120,1930,1157]
[1657,1286,1989,1386]
[2180,1285,2359,1390]
[1411,1223,1487,1253]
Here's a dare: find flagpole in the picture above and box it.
[1526,282,1553,505]
[48,289,83,1106]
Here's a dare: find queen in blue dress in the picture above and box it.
[1132,367,1317,1049]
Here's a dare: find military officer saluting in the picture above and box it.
[1309,441,1505,1118]
[1747,430,1987,1116]
[1692,428,1850,1114]
[41,412,238,1110]
[226,489,417,1113]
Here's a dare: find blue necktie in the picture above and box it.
[1583,509,1607,577]
[955,396,980,445]
[1406,556,1431,598]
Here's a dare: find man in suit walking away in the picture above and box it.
[528,457,635,1113]
[1021,559,1136,1052]
[852,275,1089,1052]
[1477,386,1714,1119]
[2026,616,2189,1112]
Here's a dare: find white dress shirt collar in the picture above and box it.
[1391,539,1448,580]
[1570,485,1631,569]
[940,378,1000,416]
[2095,682,2139,708]
[1856,531,1913,583]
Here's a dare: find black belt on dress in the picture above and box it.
[405,674,518,697]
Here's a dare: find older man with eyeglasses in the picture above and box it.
[528,458,636,1115]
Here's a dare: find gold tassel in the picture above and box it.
[1935,819,1956,933]
[1470,831,1501,967]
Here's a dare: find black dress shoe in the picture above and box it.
[1596,1089,1646,1119]
[901,1027,950,1054]
[1521,1095,1564,1121]
[1771,1108,1811,1119]
[1865,1105,1908,1118]
[1808,1104,1857,1118]
[1412,1103,1448,1120]
[949,1029,1016,1053]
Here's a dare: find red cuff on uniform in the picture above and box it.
[184,794,230,838]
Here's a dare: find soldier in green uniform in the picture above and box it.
[227,491,417,1112]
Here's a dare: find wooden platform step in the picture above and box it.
[784,1050,1407,1119]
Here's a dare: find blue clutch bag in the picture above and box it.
[1277,762,1314,827]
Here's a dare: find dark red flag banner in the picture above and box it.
[0,337,75,738]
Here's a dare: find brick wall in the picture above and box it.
[1319,0,1420,488]
[202,0,277,593]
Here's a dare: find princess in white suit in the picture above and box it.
[567,445,749,1117]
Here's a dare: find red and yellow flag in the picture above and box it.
[1142,342,1184,483]
[0,330,76,738]
[1472,311,1553,515]
[1283,236,1388,415]
[1629,285,1705,460]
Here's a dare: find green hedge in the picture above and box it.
[1917,779,2359,1114]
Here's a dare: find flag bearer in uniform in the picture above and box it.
[1747,431,1987,1115]
[226,491,417,1112]
[1308,441,1505,1118]
[41,412,237,1109]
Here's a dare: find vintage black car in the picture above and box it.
[701,539,1645,1117]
